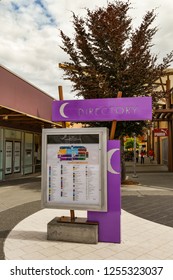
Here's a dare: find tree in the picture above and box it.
[124,137,139,150]
[59,0,173,137]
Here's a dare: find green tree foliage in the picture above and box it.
[124,137,139,150]
[59,0,173,137]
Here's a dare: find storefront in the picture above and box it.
[152,69,173,171]
[0,127,41,180]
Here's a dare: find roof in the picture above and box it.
[0,65,61,132]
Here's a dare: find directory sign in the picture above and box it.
[42,128,108,211]
[52,97,152,122]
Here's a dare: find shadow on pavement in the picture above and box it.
[0,176,41,188]
[0,200,41,260]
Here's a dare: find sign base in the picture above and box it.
[47,217,98,244]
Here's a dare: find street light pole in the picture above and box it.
[132,133,138,178]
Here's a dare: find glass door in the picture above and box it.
[5,141,21,175]
[13,141,21,173]
[5,141,13,175]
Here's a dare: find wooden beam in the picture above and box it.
[58,85,75,222]
[152,119,171,122]
[58,86,66,128]
[159,77,166,93]
[154,109,173,113]
[109,91,122,140]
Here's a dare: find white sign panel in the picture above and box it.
[5,141,13,174]
[42,128,108,211]
[14,141,21,173]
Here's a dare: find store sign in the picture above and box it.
[41,128,108,211]
[154,128,169,137]
[52,97,152,122]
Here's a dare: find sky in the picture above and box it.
[0,0,173,100]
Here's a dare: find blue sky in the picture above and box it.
[0,0,173,100]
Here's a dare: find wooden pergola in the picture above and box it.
[152,70,173,171]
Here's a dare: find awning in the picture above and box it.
[0,105,61,133]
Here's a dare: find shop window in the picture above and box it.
[24,133,33,174]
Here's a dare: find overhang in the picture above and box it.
[0,65,61,132]
[0,105,61,133]
[153,108,173,122]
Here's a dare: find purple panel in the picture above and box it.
[52,97,152,122]
[0,65,54,121]
[87,140,121,243]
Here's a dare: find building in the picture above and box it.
[151,69,173,171]
[0,65,61,181]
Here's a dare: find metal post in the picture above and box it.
[58,86,75,221]
[132,133,138,178]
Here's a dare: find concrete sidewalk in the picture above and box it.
[4,208,173,260]
[125,156,168,173]
[1,166,173,260]
[122,160,173,228]
[0,175,41,212]
[122,174,173,228]
[0,175,41,260]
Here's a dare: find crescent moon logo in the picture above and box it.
[107,148,120,174]
[59,102,69,118]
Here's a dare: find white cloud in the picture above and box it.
[0,0,173,100]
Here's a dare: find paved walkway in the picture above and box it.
[0,163,173,260]
[0,176,41,212]
[0,175,41,260]
[122,176,173,227]
[4,209,173,260]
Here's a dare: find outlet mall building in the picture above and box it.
[0,65,60,181]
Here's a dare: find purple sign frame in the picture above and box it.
[88,140,121,243]
[50,96,152,244]
[52,97,152,122]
